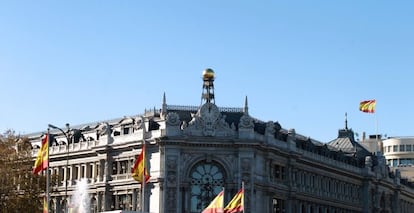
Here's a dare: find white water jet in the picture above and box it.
[70,178,90,213]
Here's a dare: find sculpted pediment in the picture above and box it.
[182,103,236,137]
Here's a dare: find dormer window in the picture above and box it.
[123,127,130,135]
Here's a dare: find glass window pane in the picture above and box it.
[393,145,398,152]
[393,159,398,167]
[190,161,225,213]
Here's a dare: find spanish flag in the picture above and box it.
[33,134,49,175]
[202,190,224,213]
[359,100,376,113]
[131,144,150,183]
[43,197,48,213]
[224,189,244,213]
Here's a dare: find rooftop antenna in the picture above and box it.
[345,112,348,130]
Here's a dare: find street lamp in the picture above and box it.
[48,123,71,213]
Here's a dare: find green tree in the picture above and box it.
[0,130,46,212]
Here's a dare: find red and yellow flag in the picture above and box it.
[43,197,48,213]
[33,134,49,175]
[202,190,224,213]
[131,144,150,183]
[224,189,244,213]
[359,100,376,113]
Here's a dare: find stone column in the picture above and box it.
[115,194,119,210]
[99,159,105,182]
[77,165,81,181]
[85,163,90,179]
[132,189,137,211]
[96,192,102,213]
[91,163,95,182]
[55,197,61,213]
[64,166,68,187]
[95,162,99,182]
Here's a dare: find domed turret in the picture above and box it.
[202,68,215,80]
[201,68,215,104]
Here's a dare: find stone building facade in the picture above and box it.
[28,70,414,213]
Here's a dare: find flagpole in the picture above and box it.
[141,140,146,213]
[241,181,244,213]
[222,187,225,213]
[375,109,381,153]
[373,100,379,152]
[46,128,50,213]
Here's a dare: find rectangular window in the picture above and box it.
[120,161,127,174]
[387,146,391,152]
[271,165,286,181]
[112,162,118,175]
[407,145,412,152]
[393,159,398,167]
[74,167,79,180]
[88,164,93,178]
[393,145,398,152]
[81,165,85,178]
[400,145,406,152]
[67,167,71,181]
[274,165,281,179]
[272,198,285,213]
[59,168,65,182]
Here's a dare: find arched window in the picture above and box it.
[189,161,225,213]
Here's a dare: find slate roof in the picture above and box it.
[327,128,371,158]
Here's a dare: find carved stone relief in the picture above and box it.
[265,121,275,136]
[97,122,112,136]
[166,156,178,211]
[182,103,236,137]
[241,158,251,171]
[240,157,251,212]
[166,112,181,126]
[238,114,254,129]
[133,116,144,130]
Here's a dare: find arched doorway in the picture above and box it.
[189,160,226,213]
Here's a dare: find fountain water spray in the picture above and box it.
[70,178,90,213]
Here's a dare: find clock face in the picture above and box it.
[199,103,220,120]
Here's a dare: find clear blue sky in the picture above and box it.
[1,1,413,142]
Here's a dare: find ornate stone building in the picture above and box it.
[28,69,414,213]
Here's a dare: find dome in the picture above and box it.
[202,68,215,80]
